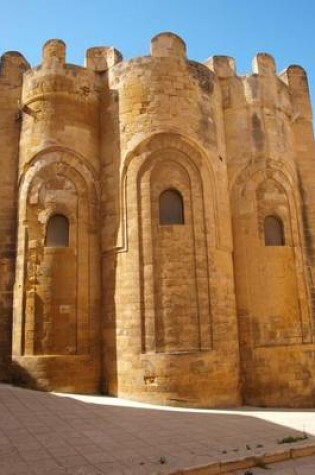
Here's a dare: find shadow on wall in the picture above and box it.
[0,300,13,383]
[10,360,41,390]
[99,77,122,396]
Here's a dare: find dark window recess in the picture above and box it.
[264,215,284,246]
[45,214,69,247]
[159,189,184,225]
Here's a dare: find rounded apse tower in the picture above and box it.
[100,33,241,406]
[12,40,102,393]
[11,33,241,406]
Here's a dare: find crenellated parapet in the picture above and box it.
[22,39,101,107]
[206,52,312,116]
[23,39,123,99]
[205,52,314,185]
[102,32,221,163]
[19,39,121,173]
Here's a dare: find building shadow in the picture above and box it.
[1,384,314,474]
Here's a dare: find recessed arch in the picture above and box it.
[13,149,100,359]
[135,149,213,354]
[121,132,222,250]
[230,160,312,348]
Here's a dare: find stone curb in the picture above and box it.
[169,441,315,474]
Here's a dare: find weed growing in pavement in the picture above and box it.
[278,433,308,444]
[254,458,269,469]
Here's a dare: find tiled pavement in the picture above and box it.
[1,384,315,474]
[232,455,315,474]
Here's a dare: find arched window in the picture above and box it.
[45,214,69,247]
[159,189,184,225]
[264,215,284,246]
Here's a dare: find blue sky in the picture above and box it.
[1,0,314,116]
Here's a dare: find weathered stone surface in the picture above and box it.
[0,32,314,406]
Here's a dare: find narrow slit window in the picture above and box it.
[45,214,69,247]
[264,215,284,246]
[159,189,184,225]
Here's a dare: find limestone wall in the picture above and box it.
[0,52,29,381]
[211,53,315,406]
[101,33,240,406]
[0,33,314,407]
[11,40,102,393]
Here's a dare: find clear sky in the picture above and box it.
[1,0,314,116]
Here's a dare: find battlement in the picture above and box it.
[4,34,310,102]
[38,38,123,72]
[12,34,311,127]
[205,50,308,83]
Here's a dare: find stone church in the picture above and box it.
[0,32,314,407]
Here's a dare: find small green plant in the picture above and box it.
[254,458,269,469]
[278,433,308,444]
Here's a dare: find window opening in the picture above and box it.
[45,214,69,247]
[264,215,284,246]
[159,189,184,225]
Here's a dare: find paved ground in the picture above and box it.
[1,384,315,474]
[232,455,315,474]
